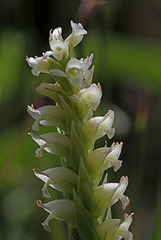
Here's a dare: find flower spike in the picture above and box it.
[27,20,133,240]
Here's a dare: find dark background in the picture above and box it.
[0,0,160,239]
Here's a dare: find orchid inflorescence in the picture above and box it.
[27,20,133,240]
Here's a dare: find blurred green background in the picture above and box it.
[0,0,160,239]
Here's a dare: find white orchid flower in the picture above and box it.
[37,199,75,232]
[33,167,78,197]
[94,176,129,218]
[29,132,70,159]
[27,104,65,131]
[51,54,94,90]
[96,213,134,240]
[82,110,115,150]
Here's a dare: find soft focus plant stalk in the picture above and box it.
[27,20,133,240]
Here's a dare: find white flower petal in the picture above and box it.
[82,110,115,150]
[42,51,54,59]
[114,213,134,240]
[49,27,63,41]
[65,55,94,89]
[26,56,50,76]
[49,40,69,61]
[65,58,84,88]
[104,142,123,171]
[27,105,41,131]
[50,69,66,77]
[97,110,115,139]
[111,176,130,209]
[26,55,58,76]
[66,20,87,47]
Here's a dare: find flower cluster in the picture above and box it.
[27,20,133,240]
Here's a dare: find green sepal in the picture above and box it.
[36,82,70,105]
[73,190,98,240]
[69,122,85,172]
[77,159,94,212]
